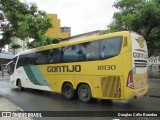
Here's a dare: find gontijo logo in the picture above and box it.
[136,37,144,48]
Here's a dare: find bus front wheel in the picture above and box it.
[78,84,92,103]
[17,80,23,91]
[62,83,75,99]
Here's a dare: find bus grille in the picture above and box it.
[134,60,147,67]
[101,76,121,98]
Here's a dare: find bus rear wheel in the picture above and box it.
[62,83,75,99]
[78,84,92,103]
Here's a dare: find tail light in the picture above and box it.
[127,70,135,89]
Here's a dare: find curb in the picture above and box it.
[0,97,23,111]
[0,96,33,120]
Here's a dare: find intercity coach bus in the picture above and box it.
[9,31,148,102]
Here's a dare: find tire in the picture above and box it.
[78,84,92,103]
[17,80,23,91]
[62,83,75,99]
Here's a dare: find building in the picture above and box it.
[7,38,28,54]
[45,14,71,39]
[0,52,14,70]
[61,30,104,42]
[7,14,71,55]
[148,56,160,78]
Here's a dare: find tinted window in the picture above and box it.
[82,41,99,60]
[63,45,79,62]
[10,57,17,74]
[17,55,27,67]
[76,44,86,61]
[17,56,22,68]
[17,51,49,67]
[48,48,61,63]
[100,36,122,59]
[16,36,123,66]
[17,53,37,67]
[35,51,48,65]
[62,41,100,62]
[26,53,37,65]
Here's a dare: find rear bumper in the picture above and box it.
[133,85,149,98]
[125,85,149,100]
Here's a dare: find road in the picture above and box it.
[0,75,160,120]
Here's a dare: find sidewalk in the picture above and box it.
[0,95,23,111]
[148,78,160,97]
[0,72,33,120]
[0,73,21,112]
[0,72,22,113]
[0,96,32,120]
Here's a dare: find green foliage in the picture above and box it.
[0,0,52,52]
[106,0,160,56]
[27,36,61,48]
[10,44,21,49]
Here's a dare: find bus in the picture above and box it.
[9,31,148,102]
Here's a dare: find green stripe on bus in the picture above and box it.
[23,66,49,86]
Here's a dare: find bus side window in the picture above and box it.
[100,36,123,59]
[17,55,26,68]
[10,57,17,74]
[77,45,86,61]
[63,45,79,62]
[26,53,37,66]
[48,48,61,64]
[35,53,45,65]
[17,54,37,67]
[33,51,48,65]
[82,41,99,61]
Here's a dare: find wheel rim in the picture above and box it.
[63,83,74,99]
[78,84,91,102]
[81,88,88,98]
[65,86,72,96]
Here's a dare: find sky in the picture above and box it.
[21,0,118,36]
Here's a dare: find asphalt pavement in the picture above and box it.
[0,72,20,111]
[0,72,33,120]
[148,78,160,98]
[0,71,160,120]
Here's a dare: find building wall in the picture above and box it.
[9,38,28,54]
[45,14,71,39]
[61,30,104,42]
[0,52,14,70]
[148,56,160,78]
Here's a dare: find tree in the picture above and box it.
[0,0,52,52]
[106,0,160,56]
[27,36,61,48]
[10,43,21,54]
